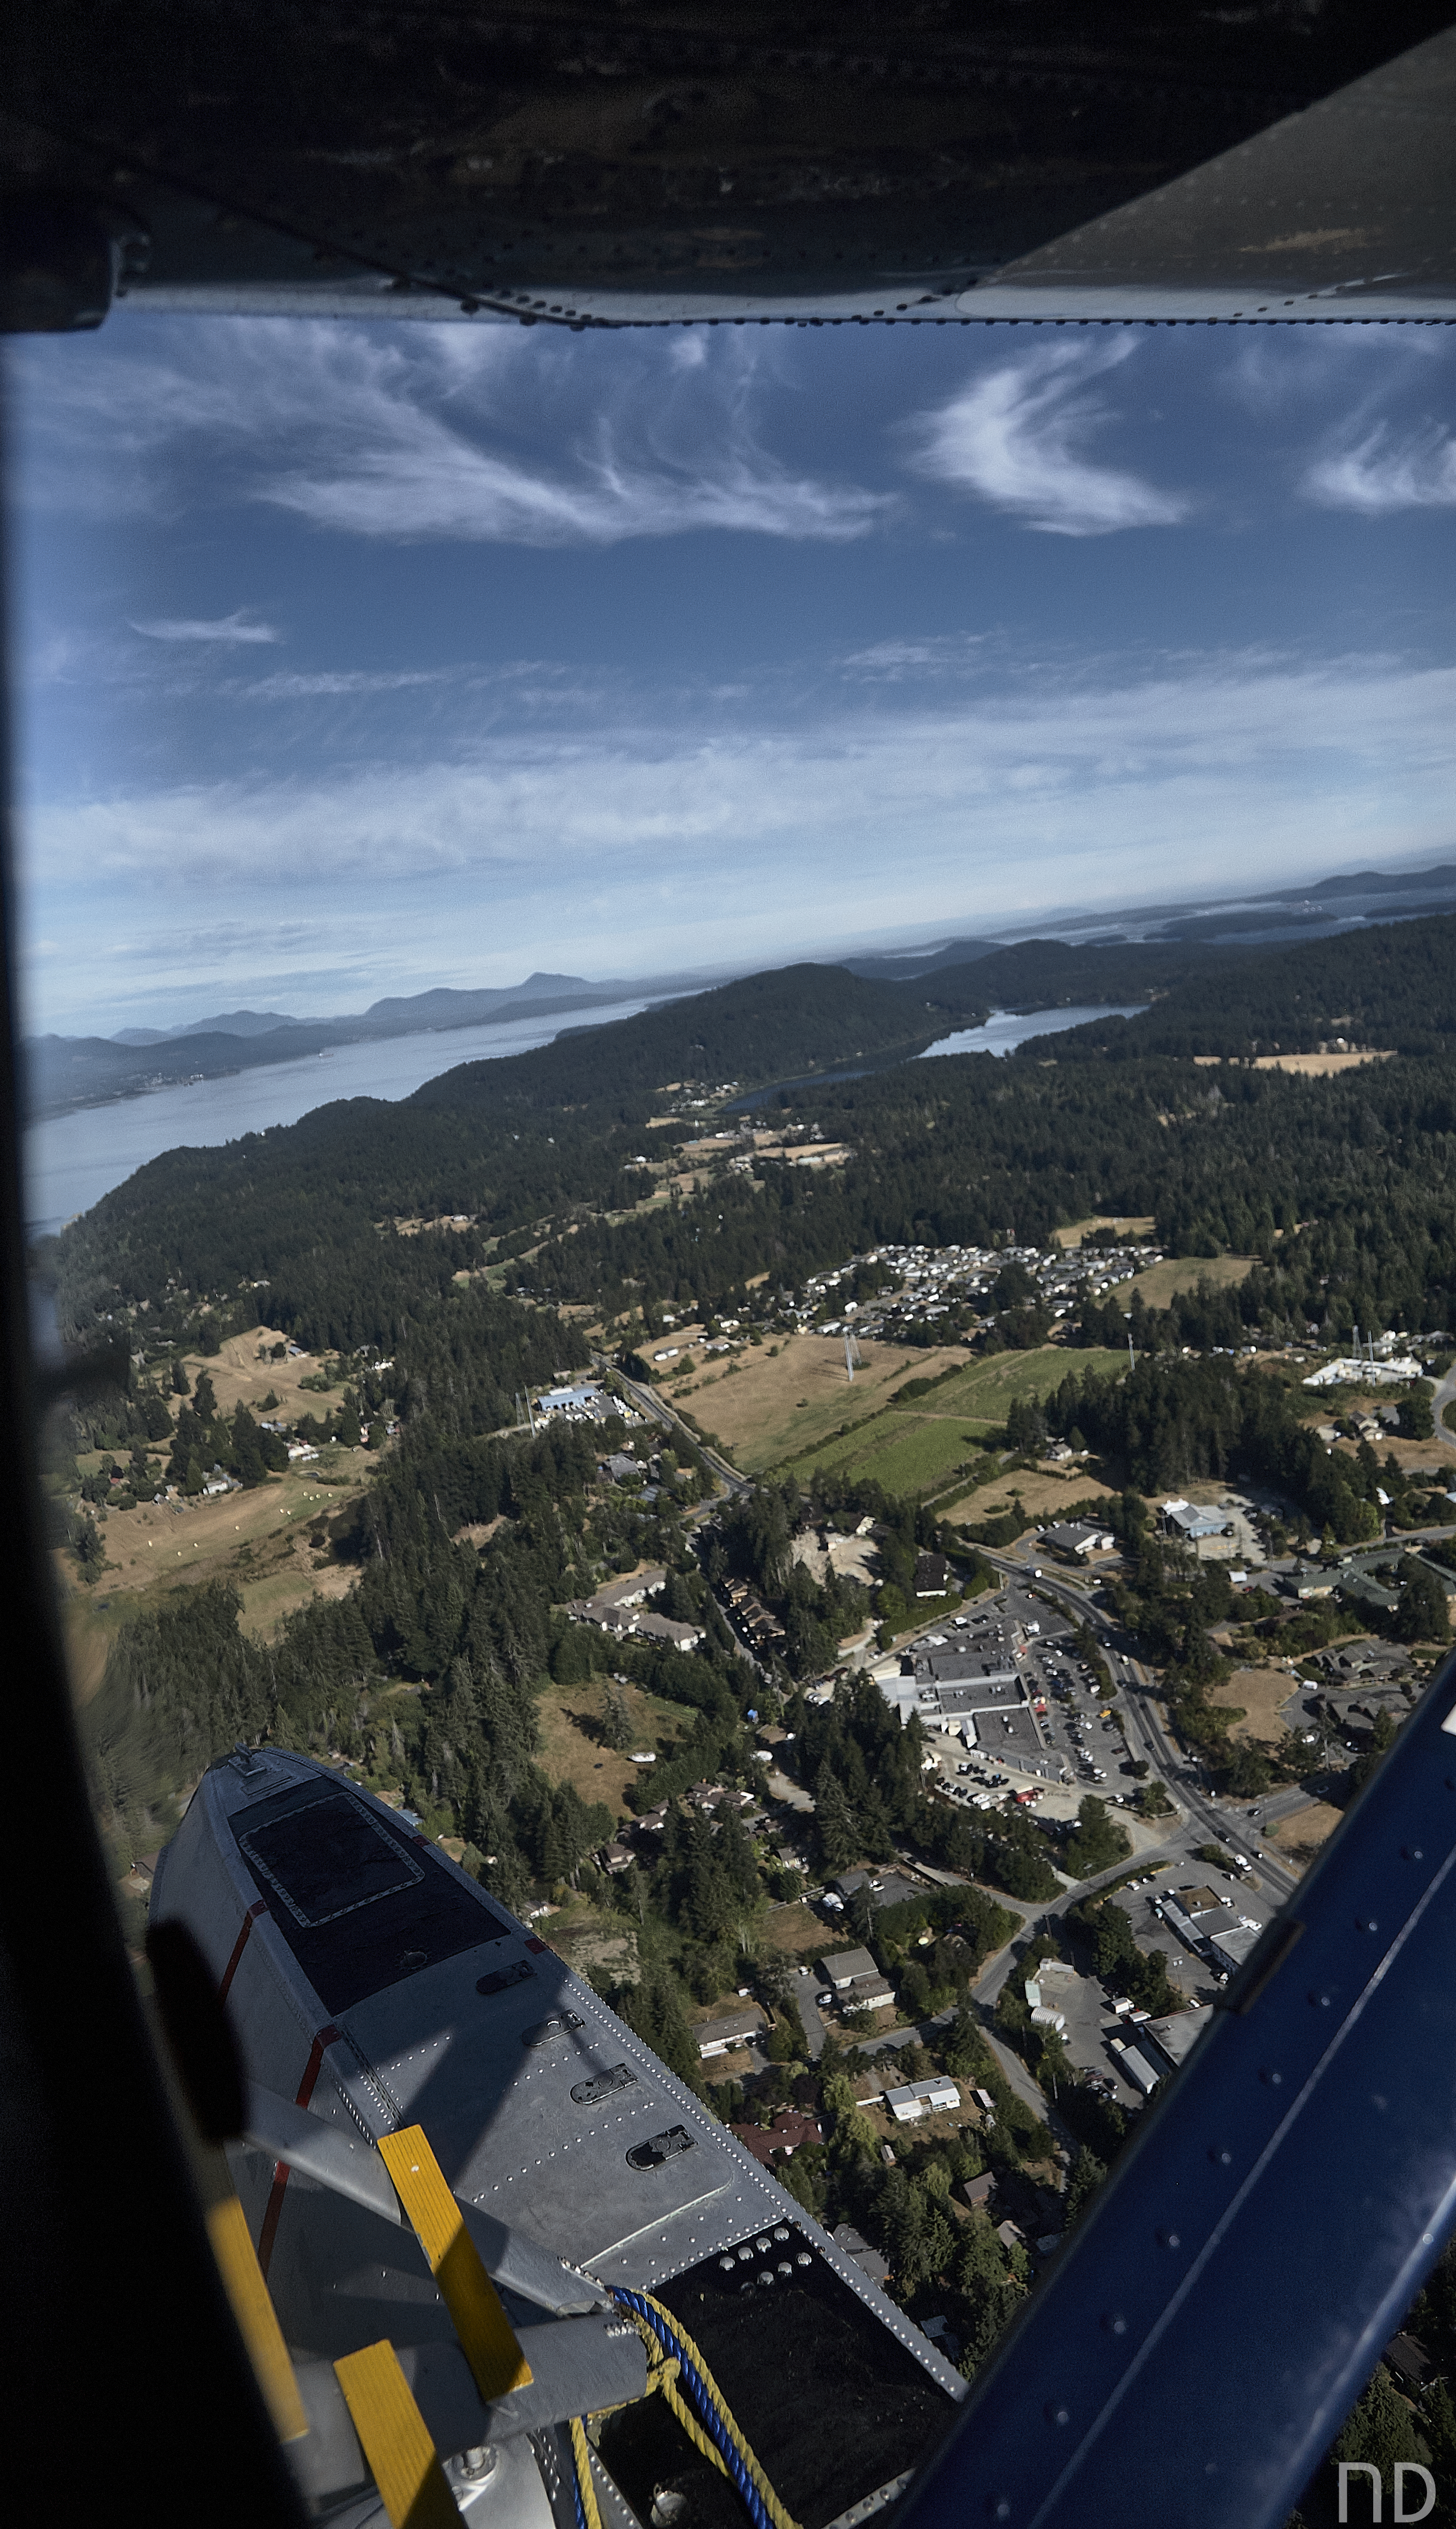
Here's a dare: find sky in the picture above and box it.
[5,310,1456,1037]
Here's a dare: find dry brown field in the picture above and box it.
[534,1673,700,1816]
[680,1331,967,1473]
[178,1324,344,1424]
[1267,1802,1344,1868]
[1208,1666,1300,1745]
[1109,1255,1255,1310]
[59,1448,373,1709]
[1253,1050,1396,1076]
[1052,1216,1156,1250]
[939,1464,1121,1523]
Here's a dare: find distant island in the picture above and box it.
[28,857,1456,1121]
[22,969,703,1119]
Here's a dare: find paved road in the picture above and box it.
[600,1359,750,1496]
[1431,1363,1456,1466]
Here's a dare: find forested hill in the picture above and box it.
[1031,912,1456,1062]
[47,912,1456,1347]
[49,950,1181,1334]
[408,960,981,1115]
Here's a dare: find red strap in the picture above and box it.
[256,2026,340,2276]
[218,1899,268,2004]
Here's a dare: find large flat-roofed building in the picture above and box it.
[1043,1521,1116,1561]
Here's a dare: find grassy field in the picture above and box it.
[534,1672,701,1817]
[1108,1255,1254,1310]
[789,1345,1125,1499]
[680,1331,967,1475]
[60,1444,373,1702]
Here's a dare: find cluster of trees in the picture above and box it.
[777,1669,1065,1900]
[704,1478,871,1677]
[82,1363,758,1904]
[1038,911,1456,1063]
[1037,1355,1446,1549]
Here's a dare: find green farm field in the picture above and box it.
[787,1345,1125,1497]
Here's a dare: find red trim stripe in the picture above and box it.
[218,1898,268,2004]
[256,2025,341,2277]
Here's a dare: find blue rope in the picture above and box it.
[569,2439,591,2529]
[611,2287,774,2529]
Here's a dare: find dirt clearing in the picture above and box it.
[1208,1667,1300,1744]
[1268,1802,1345,1868]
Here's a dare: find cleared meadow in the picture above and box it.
[680,1331,966,1474]
[787,1344,1125,1499]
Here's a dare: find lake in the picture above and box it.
[918,1003,1145,1061]
[25,996,654,1236]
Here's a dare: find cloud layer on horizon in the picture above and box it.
[24,645,1456,1030]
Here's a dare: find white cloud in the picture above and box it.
[840,636,986,681]
[1305,422,1456,515]
[17,320,889,548]
[131,610,282,644]
[242,667,455,700]
[909,342,1189,536]
[25,643,1456,1034]
[27,651,1454,904]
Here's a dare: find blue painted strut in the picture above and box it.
[895,1645,1456,2529]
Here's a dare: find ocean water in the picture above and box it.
[27,994,1147,1238]
[918,1003,1145,1061]
[25,997,652,1236]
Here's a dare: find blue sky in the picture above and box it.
[7,312,1456,1035]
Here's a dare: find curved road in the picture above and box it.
[1432,1361,1456,1465]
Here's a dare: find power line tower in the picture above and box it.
[845,1329,862,1383]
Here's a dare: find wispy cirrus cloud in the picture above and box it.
[1305,421,1456,515]
[241,666,456,700]
[16,319,890,547]
[131,610,282,643]
[909,342,1189,535]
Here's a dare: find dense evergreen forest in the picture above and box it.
[48,918,1456,1365]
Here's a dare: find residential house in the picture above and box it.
[696,2005,766,2060]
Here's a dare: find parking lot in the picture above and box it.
[1026,1629,1129,1793]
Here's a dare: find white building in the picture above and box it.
[1303,1356,1422,1390]
[883,2077,961,2123]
